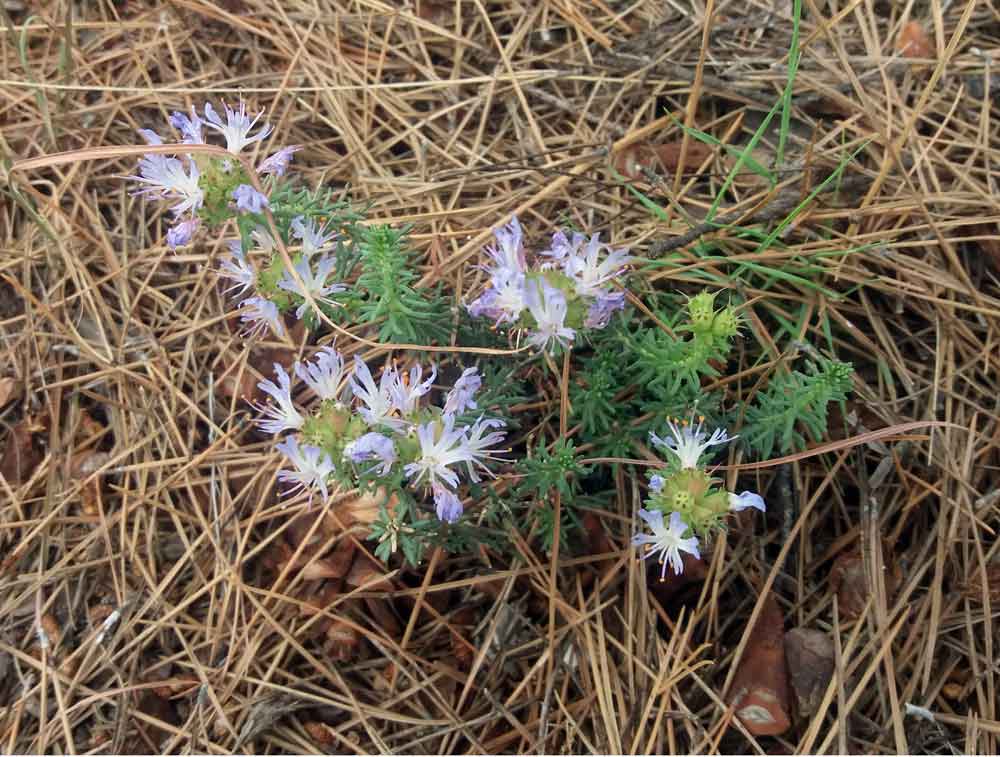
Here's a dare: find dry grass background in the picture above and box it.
[1,0,1000,753]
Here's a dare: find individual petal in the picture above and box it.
[584,290,626,329]
[729,491,766,513]
[343,432,397,476]
[169,107,205,144]
[649,474,665,493]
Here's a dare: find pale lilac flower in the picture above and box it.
[390,363,436,416]
[525,279,575,352]
[443,367,481,415]
[276,435,335,503]
[349,357,402,429]
[344,432,397,476]
[232,184,269,213]
[258,145,301,177]
[240,296,285,338]
[467,271,526,326]
[631,509,700,580]
[169,108,204,144]
[218,241,256,298]
[166,218,199,249]
[584,291,626,328]
[291,216,337,257]
[433,485,463,523]
[459,417,507,482]
[203,100,273,154]
[649,417,733,469]
[729,491,766,513]
[649,474,665,493]
[403,416,471,489]
[294,347,346,402]
[558,233,632,298]
[482,216,527,279]
[254,364,304,435]
[277,254,346,318]
[129,130,204,216]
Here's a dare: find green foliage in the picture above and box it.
[743,357,854,458]
[356,224,449,344]
[516,437,591,500]
[628,292,741,398]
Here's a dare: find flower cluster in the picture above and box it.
[255,347,506,525]
[467,217,631,352]
[130,99,299,249]
[633,416,765,580]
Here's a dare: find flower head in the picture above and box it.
[240,296,285,338]
[276,435,335,503]
[344,432,397,476]
[433,485,463,523]
[650,416,734,469]
[258,145,301,177]
[254,364,304,435]
[525,279,575,352]
[295,347,346,402]
[232,183,269,213]
[631,509,701,579]
[443,367,481,416]
[203,100,273,154]
[459,417,507,482]
[562,234,632,298]
[729,491,766,513]
[483,216,527,278]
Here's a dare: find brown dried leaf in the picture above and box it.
[785,628,835,718]
[613,141,713,180]
[728,594,791,736]
[897,21,933,59]
[0,377,19,409]
[325,619,361,661]
[829,548,901,620]
[0,419,43,484]
[304,721,337,745]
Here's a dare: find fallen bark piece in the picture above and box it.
[829,548,901,620]
[728,593,791,736]
[785,627,835,717]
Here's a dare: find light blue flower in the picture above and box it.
[203,100,273,154]
[166,218,199,249]
[650,416,734,469]
[240,296,285,338]
[276,435,334,503]
[254,364,304,435]
[631,509,700,579]
[525,279,575,352]
[294,347,346,402]
[443,367,481,415]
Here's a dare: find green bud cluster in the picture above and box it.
[645,467,732,536]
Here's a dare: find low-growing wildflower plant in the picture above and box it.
[634,415,766,580]
[467,217,631,352]
[253,346,508,560]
